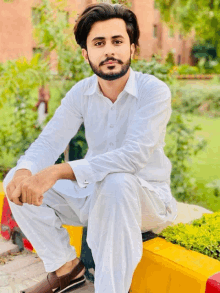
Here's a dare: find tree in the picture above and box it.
[155,0,220,57]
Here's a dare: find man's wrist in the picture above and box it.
[14,169,32,178]
[53,163,76,181]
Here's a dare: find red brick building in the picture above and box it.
[0,0,194,65]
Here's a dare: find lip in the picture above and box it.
[104,61,118,65]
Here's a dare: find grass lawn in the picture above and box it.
[184,114,220,212]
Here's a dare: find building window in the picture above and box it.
[32,7,41,26]
[168,27,174,38]
[178,54,181,65]
[153,25,158,38]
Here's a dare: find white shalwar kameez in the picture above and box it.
[3,67,178,293]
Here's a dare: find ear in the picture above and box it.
[130,43,136,60]
[82,49,89,63]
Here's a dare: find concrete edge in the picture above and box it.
[130,237,220,293]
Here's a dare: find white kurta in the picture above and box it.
[3,67,178,293]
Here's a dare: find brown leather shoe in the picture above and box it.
[20,259,86,293]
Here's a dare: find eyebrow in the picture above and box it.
[91,35,125,42]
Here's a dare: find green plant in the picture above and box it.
[158,212,220,261]
[176,64,199,75]
[0,54,52,180]
[165,49,176,67]
[131,57,173,85]
[170,81,220,117]
[110,0,132,8]
[206,180,220,197]
[69,124,88,161]
[192,42,217,64]
[165,112,207,202]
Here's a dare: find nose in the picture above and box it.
[103,41,116,57]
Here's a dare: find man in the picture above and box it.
[3,3,178,293]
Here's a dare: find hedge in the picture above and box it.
[158,212,220,261]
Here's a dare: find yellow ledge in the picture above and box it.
[130,237,220,293]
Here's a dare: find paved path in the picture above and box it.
[0,201,214,293]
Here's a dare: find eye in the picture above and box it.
[114,40,122,44]
[95,41,103,46]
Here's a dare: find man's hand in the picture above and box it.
[6,169,32,206]
[8,166,59,206]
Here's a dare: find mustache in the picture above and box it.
[100,58,123,66]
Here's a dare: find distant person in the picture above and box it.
[3,3,178,293]
[34,84,50,125]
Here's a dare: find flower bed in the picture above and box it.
[176,74,220,79]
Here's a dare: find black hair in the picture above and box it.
[74,3,140,52]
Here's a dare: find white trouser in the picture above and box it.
[3,167,177,293]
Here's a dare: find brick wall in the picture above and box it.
[0,0,195,65]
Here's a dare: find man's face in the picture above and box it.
[82,18,135,81]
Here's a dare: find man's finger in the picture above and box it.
[6,183,16,201]
[37,195,43,206]
[21,187,28,203]
[31,193,43,206]
[11,185,21,202]
[11,185,23,206]
[13,197,23,206]
[27,192,32,205]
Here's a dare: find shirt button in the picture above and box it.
[111,107,114,110]
[110,124,114,128]
[109,142,113,146]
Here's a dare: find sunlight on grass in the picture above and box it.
[184,114,220,212]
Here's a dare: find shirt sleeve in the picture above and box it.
[68,84,172,188]
[15,83,83,175]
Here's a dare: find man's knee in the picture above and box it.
[102,173,134,188]
[100,173,136,201]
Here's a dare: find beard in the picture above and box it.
[87,55,131,81]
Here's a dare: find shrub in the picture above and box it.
[159,212,220,261]
[176,64,199,75]
[131,57,173,85]
[165,49,176,67]
[170,82,220,117]
[0,54,51,180]
[165,112,207,202]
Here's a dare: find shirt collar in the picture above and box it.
[84,67,138,99]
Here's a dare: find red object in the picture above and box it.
[23,238,34,251]
[206,272,220,293]
[1,195,33,251]
[1,196,17,240]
